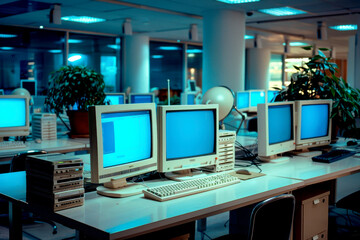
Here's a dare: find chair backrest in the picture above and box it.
[10,150,47,172]
[248,194,295,240]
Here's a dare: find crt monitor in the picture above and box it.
[295,99,332,151]
[20,80,37,96]
[0,95,30,139]
[236,91,250,112]
[248,89,266,112]
[180,92,196,105]
[267,90,279,103]
[89,103,157,198]
[157,104,219,181]
[257,101,295,163]
[105,93,125,105]
[129,93,155,104]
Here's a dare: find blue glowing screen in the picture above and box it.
[301,104,329,139]
[131,95,153,104]
[106,95,125,105]
[0,98,26,128]
[250,91,266,107]
[268,104,293,144]
[236,92,249,109]
[267,90,279,103]
[187,94,196,105]
[166,110,216,160]
[101,111,152,168]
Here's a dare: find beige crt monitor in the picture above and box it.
[0,95,30,139]
[89,103,157,198]
[157,104,219,181]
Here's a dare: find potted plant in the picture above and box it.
[45,65,108,138]
[276,46,360,139]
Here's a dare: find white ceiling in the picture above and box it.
[1,0,360,58]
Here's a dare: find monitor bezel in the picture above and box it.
[257,101,296,158]
[248,89,266,112]
[294,99,332,150]
[0,95,30,138]
[128,93,155,104]
[157,104,219,173]
[20,79,37,96]
[106,92,126,105]
[89,103,158,184]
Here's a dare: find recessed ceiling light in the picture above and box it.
[186,49,202,54]
[158,46,181,51]
[151,55,164,59]
[245,35,255,39]
[259,7,306,16]
[217,0,260,4]
[282,42,309,47]
[48,49,62,53]
[0,47,14,50]
[0,34,17,38]
[188,53,195,58]
[68,55,82,62]
[61,16,106,24]
[329,24,357,31]
[68,39,83,44]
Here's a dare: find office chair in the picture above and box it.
[10,149,58,234]
[336,190,360,214]
[215,194,295,240]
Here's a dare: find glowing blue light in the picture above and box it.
[0,34,17,38]
[186,49,202,53]
[245,35,255,39]
[282,42,308,46]
[329,25,357,31]
[48,49,62,53]
[107,44,120,50]
[68,55,82,62]
[151,55,164,59]
[0,47,14,50]
[259,7,306,16]
[217,0,260,4]
[61,16,106,24]
[158,46,181,51]
[68,39,83,44]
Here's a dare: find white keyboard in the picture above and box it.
[0,141,27,150]
[143,173,240,201]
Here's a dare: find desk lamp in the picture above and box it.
[11,88,33,106]
[202,86,245,134]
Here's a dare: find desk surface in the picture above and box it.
[0,138,89,159]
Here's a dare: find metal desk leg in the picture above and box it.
[9,202,22,240]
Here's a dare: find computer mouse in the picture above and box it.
[347,140,357,146]
[236,169,251,175]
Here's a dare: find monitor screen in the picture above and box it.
[257,101,295,162]
[106,93,125,105]
[129,93,154,104]
[20,80,37,96]
[267,90,279,103]
[0,96,30,138]
[295,100,332,150]
[157,104,219,178]
[249,90,266,111]
[89,103,157,198]
[236,91,250,111]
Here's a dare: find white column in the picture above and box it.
[122,35,150,93]
[347,36,355,87]
[246,48,271,90]
[202,10,246,93]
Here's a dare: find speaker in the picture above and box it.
[50,4,61,25]
[122,18,132,35]
[317,21,327,40]
[189,24,198,41]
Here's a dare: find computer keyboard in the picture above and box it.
[312,149,356,163]
[143,173,240,201]
[0,141,27,150]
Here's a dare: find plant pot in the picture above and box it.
[67,110,89,138]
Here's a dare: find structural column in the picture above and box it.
[122,35,150,93]
[202,10,246,93]
[246,48,271,90]
[347,16,360,89]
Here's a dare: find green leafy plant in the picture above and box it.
[45,65,108,114]
[276,46,360,137]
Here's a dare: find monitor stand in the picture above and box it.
[258,155,290,163]
[291,149,323,158]
[96,178,146,198]
[165,169,208,181]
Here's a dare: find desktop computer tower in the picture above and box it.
[202,130,236,172]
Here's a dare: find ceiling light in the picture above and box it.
[151,55,164,59]
[188,53,195,58]
[282,42,308,47]
[259,7,306,16]
[68,39,83,44]
[186,49,202,54]
[61,16,106,24]
[107,44,120,50]
[48,49,62,53]
[68,55,82,62]
[245,35,254,39]
[158,46,181,51]
[217,0,260,4]
[0,47,14,50]
[0,34,17,38]
[329,25,357,31]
